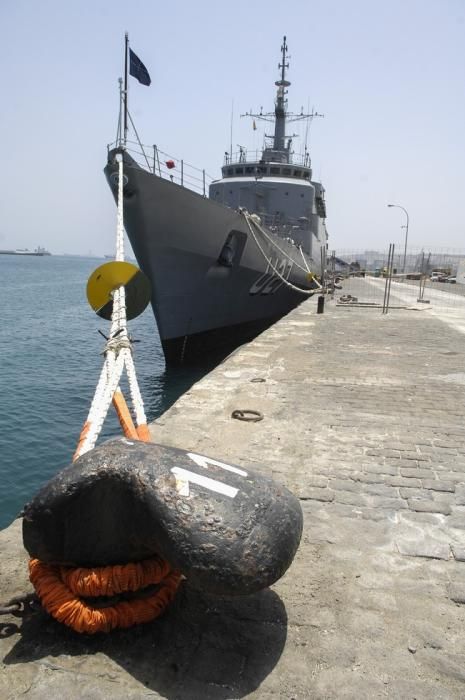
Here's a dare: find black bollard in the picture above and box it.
[317,295,325,314]
[22,438,303,596]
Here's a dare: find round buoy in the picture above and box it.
[86,261,151,320]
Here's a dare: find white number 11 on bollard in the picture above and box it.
[171,453,248,498]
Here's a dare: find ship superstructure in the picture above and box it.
[211,37,327,262]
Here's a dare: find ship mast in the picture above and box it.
[241,37,323,165]
[123,32,129,146]
[273,36,290,153]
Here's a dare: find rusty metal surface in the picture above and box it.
[22,438,303,596]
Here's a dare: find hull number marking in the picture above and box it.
[250,258,293,295]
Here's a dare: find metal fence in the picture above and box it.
[224,149,310,168]
[326,247,465,314]
[108,140,215,197]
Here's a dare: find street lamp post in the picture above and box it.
[387,204,409,273]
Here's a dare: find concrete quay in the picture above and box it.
[1,280,465,698]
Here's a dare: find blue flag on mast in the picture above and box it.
[129,49,151,86]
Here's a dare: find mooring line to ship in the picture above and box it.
[74,156,150,460]
[240,210,322,294]
[16,154,183,635]
[241,209,309,274]
[298,244,312,274]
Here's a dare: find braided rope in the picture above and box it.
[125,351,147,427]
[77,352,126,455]
[242,211,310,274]
[298,245,322,289]
[29,558,182,634]
[298,244,311,273]
[115,158,125,263]
[241,211,319,296]
[74,157,148,460]
[31,158,175,635]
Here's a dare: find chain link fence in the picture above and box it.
[326,247,465,313]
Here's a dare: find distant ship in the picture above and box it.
[0,246,51,256]
[104,37,328,364]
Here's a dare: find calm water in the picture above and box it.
[0,255,209,529]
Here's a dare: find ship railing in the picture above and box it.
[107,140,215,197]
[224,150,310,168]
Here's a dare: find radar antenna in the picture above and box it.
[240,36,324,162]
[277,35,290,88]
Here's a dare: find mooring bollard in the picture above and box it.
[317,295,325,314]
[23,438,303,597]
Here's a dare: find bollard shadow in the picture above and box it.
[3,582,287,699]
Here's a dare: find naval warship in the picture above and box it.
[104,37,328,364]
[0,246,51,256]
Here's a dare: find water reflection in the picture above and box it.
[142,361,219,421]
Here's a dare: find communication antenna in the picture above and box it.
[304,100,311,152]
[241,37,324,158]
[230,100,234,161]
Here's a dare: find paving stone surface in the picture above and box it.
[1,280,465,698]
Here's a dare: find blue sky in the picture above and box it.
[1,0,464,255]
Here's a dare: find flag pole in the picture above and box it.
[123,32,129,147]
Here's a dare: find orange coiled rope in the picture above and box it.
[29,557,182,634]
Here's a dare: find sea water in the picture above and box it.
[0,255,207,529]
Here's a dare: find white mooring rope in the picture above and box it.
[240,210,322,295]
[74,157,149,460]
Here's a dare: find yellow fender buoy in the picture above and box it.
[86,261,151,320]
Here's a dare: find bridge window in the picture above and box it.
[293,169,302,177]
[283,168,291,176]
[227,168,233,176]
[235,167,244,175]
[245,166,254,174]
[270,167,280,175]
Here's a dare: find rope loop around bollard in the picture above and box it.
[231,409,264,423]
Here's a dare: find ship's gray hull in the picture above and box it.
[104,151,320,364]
